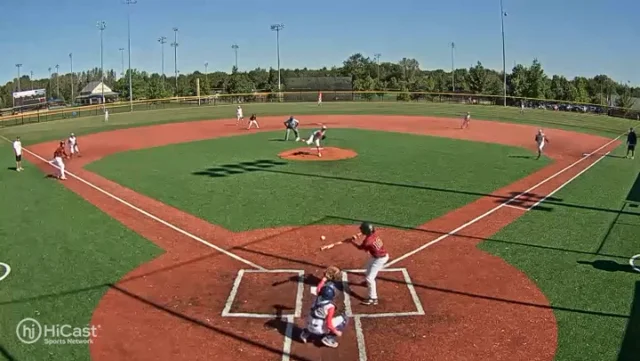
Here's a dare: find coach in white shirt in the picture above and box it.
[13,136,24,172]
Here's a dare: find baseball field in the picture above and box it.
[0,102,638,361]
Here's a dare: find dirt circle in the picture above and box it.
[278,146,358,161]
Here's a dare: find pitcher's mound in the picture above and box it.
[278,147,358,161]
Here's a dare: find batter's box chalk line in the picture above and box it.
[221,269,305,318]
[341,268,425,318]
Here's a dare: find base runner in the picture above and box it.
[236,105,244,125]
[67,133,80,158]
[350,222,389,305]
[299,276,348,348]
[299,125,327,157]
[52,141,68,180]
[535,129,549,160]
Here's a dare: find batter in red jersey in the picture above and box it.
[350,222,390,305]
[52,141,68,180]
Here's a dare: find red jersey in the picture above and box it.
[358,232,388,258]
[53,146,67,158]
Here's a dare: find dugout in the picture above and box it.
[284,76,353,102]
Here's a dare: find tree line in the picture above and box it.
[1,53,637,109]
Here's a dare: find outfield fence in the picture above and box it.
[1,91,638,128]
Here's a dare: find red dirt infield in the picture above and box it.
[279,146,358,161]
[22,115,621,361]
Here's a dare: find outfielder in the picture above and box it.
[236,105,244,125]
[13,136,24,172]
[535,129,549,160]
[67,133,80,158]
[104,109,109,122]
[299,125,327,157]
[299,268,348,348]
[350,222,389,305]
[52,141,68,180]
[626,127,636,159]
[283,116,300,141]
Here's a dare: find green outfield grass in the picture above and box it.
[85,129,550,232]
[0,142,162,361]
[0,102,635,145]
[480,143,640,361]
[1,102,638,361]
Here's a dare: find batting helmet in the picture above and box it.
[319,282,337,301]
[359,222,375,236]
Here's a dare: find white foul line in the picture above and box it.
[630,255,640,273]
[385,134,623,268]
[0,263,11,282]
[528,151,610,210]
[0,136,266,271]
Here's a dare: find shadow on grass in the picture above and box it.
[576,260,639,274]
[626,172,640,203]
[618,281,640,361]
[193,166,640,217]
[0,345,19,361]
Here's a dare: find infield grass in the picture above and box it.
[0,143,162,361]
[480,143,640,361]
[86,129,550,232]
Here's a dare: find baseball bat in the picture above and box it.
[320,241,344,251]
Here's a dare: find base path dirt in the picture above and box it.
[279,146,358,161]
[23,115,621,361]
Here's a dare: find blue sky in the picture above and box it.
[1,0,639,86]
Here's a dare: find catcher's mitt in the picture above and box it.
[324,266,342,281]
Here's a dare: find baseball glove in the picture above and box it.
[321,135,326,140]
[324,266,342,281]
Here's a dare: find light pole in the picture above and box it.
[204,62,208,83]
[97,21,107,104]
[48,67,52,95]
[15,64,22,92]
[70,53,74,104]
[171,27,179,95]
[30,70,34,90]
[450,42,455,92]
[55,64,60,98]
[119,48,125,77]
[500,0,507,106]
[125,0,136,111]
[232,44,239,70]
[158,36,167,90]
[270,24,284,91]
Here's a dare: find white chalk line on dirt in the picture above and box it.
[385,134,623,268]
[0,135,266,271]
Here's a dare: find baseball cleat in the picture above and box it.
[321,336,339,348]
[295,137,300,141]
[361,298,378,305]
[299,330,309,344]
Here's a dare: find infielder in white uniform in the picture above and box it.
[299,280,348,348]
[236,106,244,125]
[299,125,327,157]
[104,109,109,122]
[67,133,80,158]
[350,222,390,305]
[535,129,549,160]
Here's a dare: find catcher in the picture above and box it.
[299,266,348,348]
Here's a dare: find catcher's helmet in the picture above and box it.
[359,222,375,236]
[319,282,337,301]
